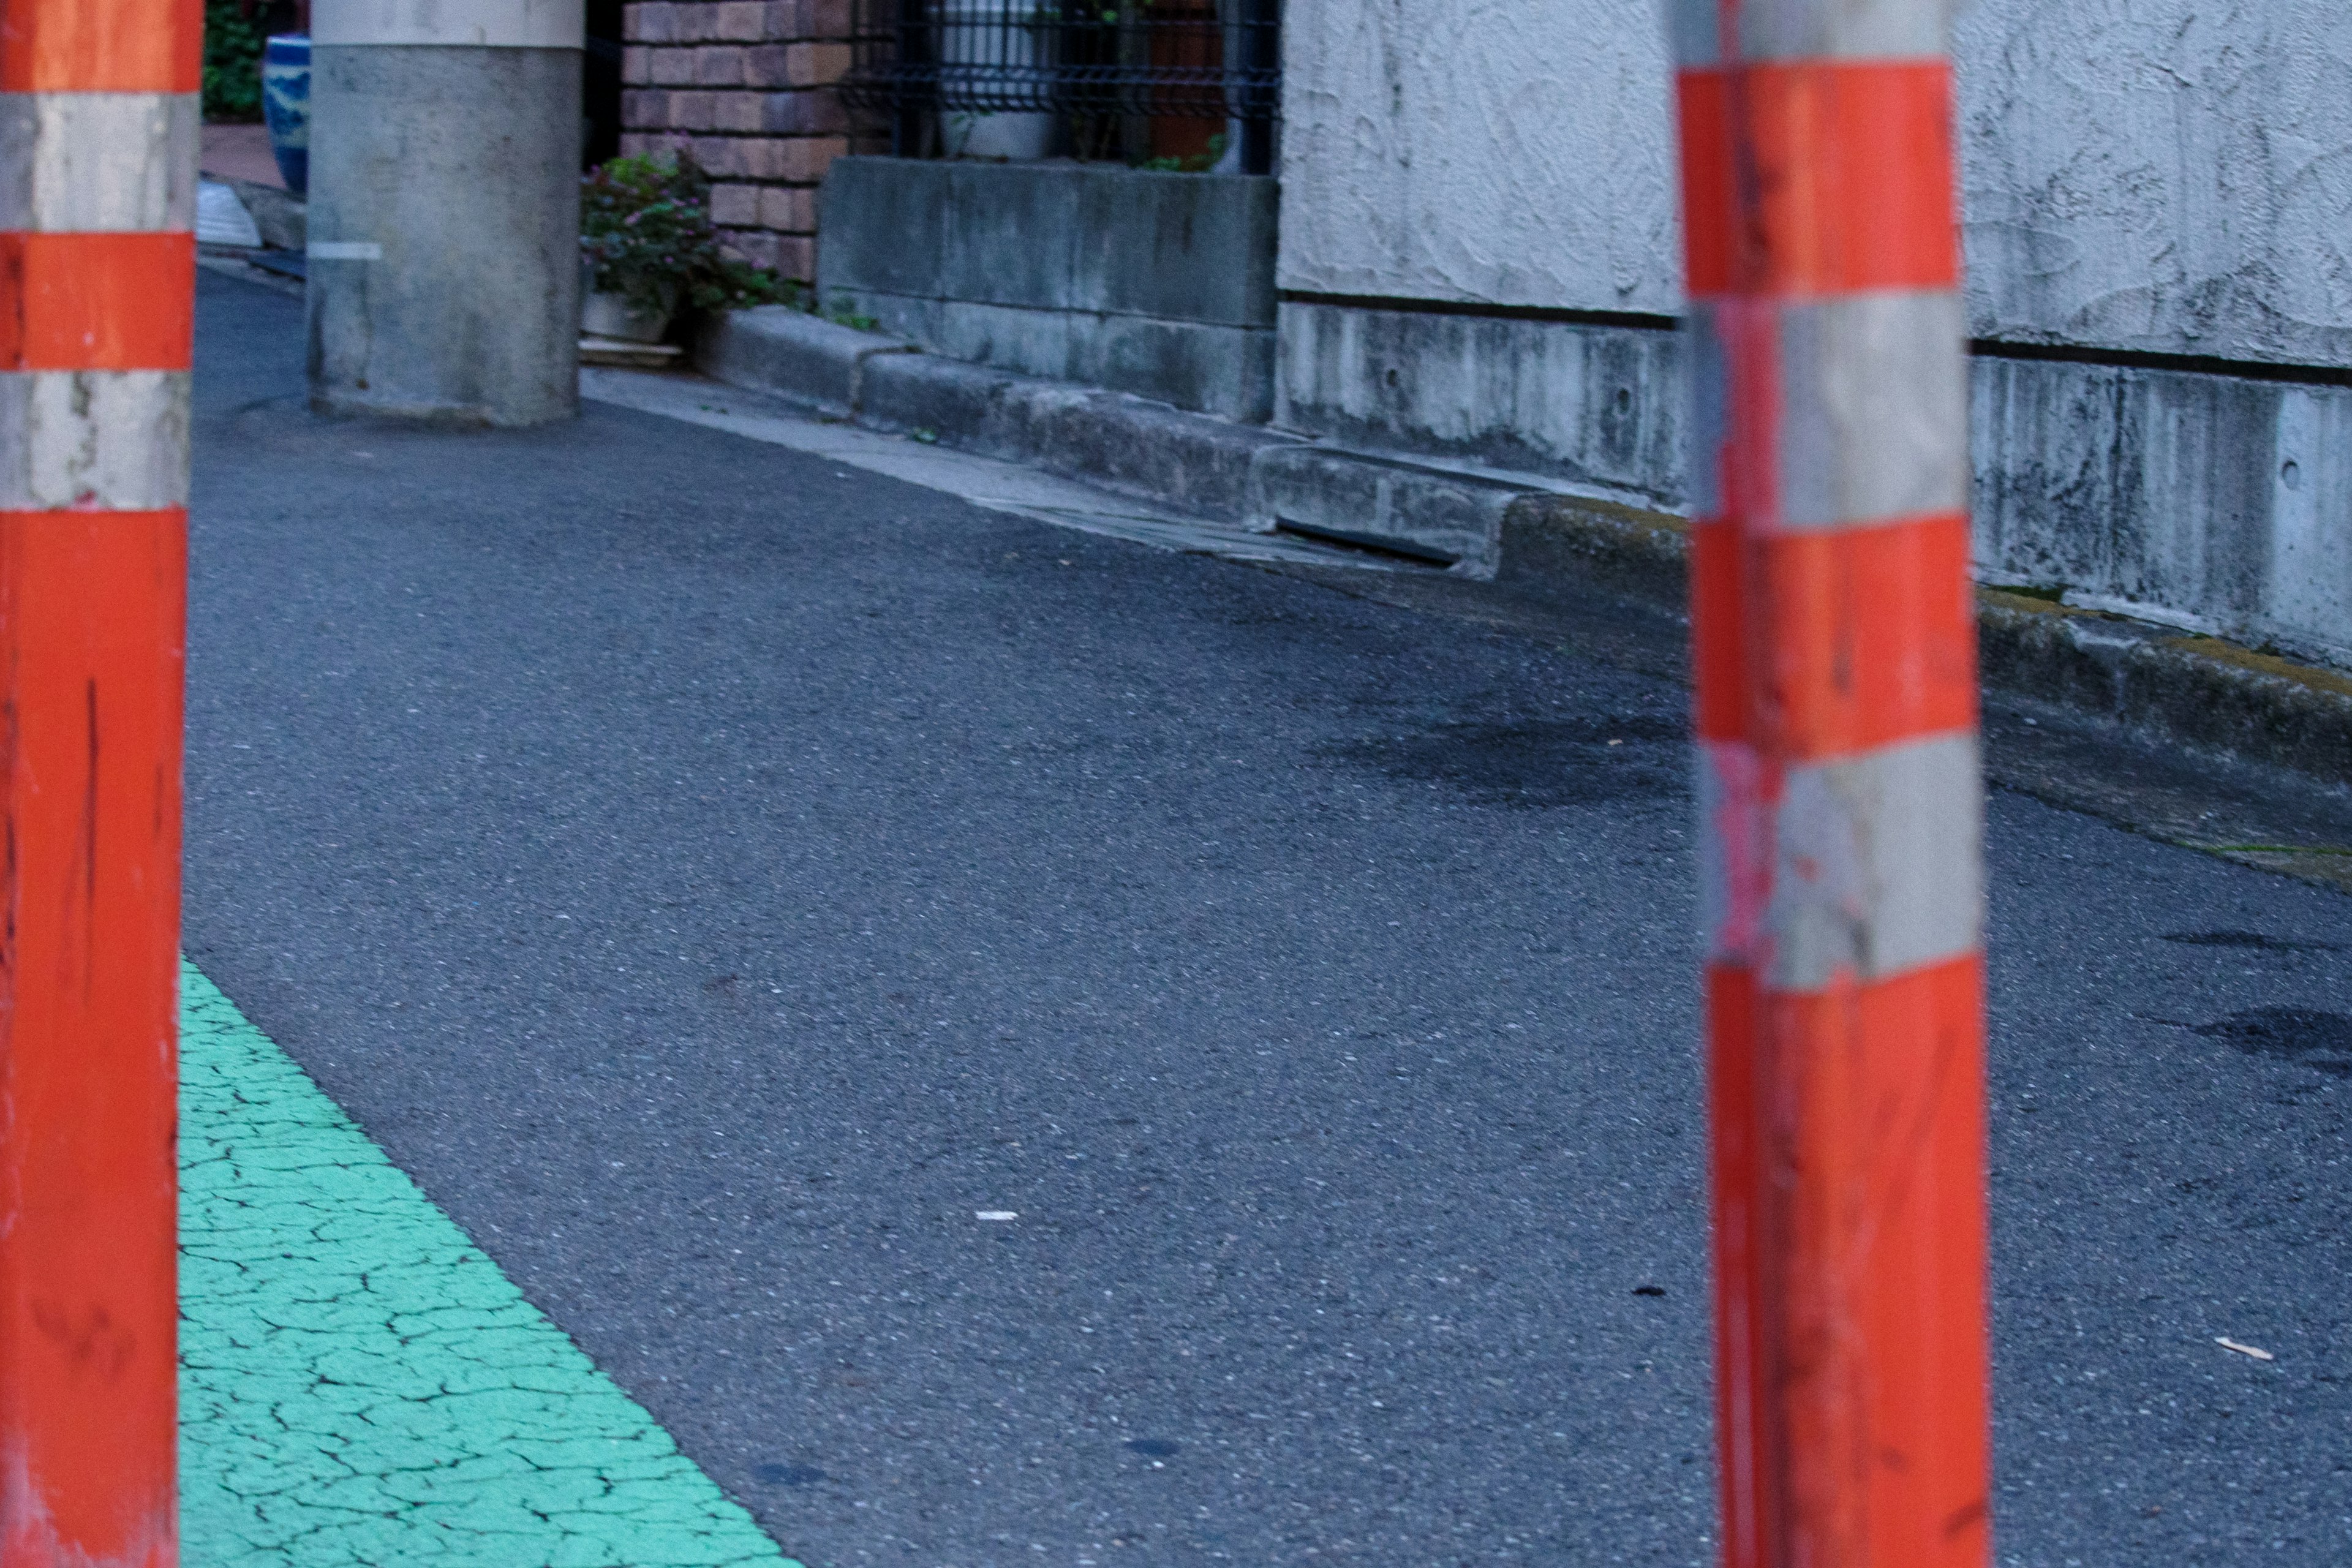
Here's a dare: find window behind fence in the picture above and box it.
[841,0,1281,172]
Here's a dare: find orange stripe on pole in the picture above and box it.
[1697,515,1976,761]
[0,508,184,1568]
[0,0,203,92]
[0,233,197,372]
[1705,960,1773,1568]
[1755,957,1990,1568]
[1678,61,1960,299]
[1751,513,1977,761]
[1692,519,1747,742]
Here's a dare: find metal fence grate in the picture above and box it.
[841,0,1280,172]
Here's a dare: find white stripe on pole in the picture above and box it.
[0,372,193,510]
[1774,291,1970,529]
[1765,731,1985,991]
[311,0,586,48]
[0,94,198,232]
[1670,0,1960,62]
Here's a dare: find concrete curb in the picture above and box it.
[693,313,2352,786]
[695,309,1293,521]
[695,306,919,420]
[1503,492,2352,784]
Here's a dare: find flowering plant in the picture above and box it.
[579,153,797,318]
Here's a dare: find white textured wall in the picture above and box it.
[1275,0,1681,315]
[1958,0,2352,365]
[1282,0,2352,366]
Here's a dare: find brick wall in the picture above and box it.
[620,1,860,284]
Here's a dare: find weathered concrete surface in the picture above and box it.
[1956,0,2352,366]
[306,45,581,424]
[1278,292,2352,667]
[1973,355,2352,668]
[1244,442,1538,573]
[1275,2,2352,658]
[1275,300,1687,505]
[1281,0,2352,367]
[693,307,919,420]
[1277,0,1680,314]
[816,157,1278,421]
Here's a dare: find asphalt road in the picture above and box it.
[187,267,2352,1566]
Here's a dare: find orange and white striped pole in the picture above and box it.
[0,2,197,1562]
[1672,2,1989,1565]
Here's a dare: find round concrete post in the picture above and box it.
[306,0,584,425]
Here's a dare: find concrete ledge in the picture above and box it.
[1499,492,1694,609]
[1246,445,1539,573]
[1979,592,2352,778]
[698,313,1296,519]
[858,353,1295,521]
[695,307,919,419]
[823,290,1278,424]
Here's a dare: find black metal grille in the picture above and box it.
[841,0,1280,173]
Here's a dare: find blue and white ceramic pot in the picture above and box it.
[262,34,310,197]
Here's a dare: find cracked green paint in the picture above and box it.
[179,964,799,1568]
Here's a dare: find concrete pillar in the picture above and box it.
[306,0,584,425]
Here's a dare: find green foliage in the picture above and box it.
[1137,132,1227,174]
[580,153,802,320]
[203,1,266,123]
[824,299,881,332]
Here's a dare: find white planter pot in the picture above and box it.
[938,0,1058,160]
[582,290,673,344]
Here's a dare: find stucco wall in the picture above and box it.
[1275,0,1680,315]
[1282,0,2352,367]
[1958,0,2352,366]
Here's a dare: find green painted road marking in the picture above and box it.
[179,963,800,1568]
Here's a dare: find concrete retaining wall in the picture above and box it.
[1276,0,1679,315]
[1278,298,2352,667]
[816,156,1278,421]
[1956,0,2352,368]
[1973,355,2352,668]
[1275,301,1688,507]
[1273,0,2352,668]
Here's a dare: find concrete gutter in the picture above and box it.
[694,309,2352,787]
